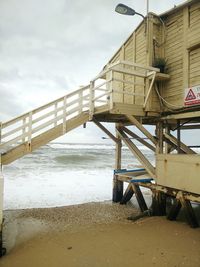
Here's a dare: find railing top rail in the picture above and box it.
[91,60,160,82]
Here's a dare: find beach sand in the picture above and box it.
[1,201,200,267]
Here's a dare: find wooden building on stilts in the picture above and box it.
[0,0,200,256]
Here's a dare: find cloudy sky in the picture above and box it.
[0,0,187,143]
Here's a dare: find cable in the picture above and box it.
[155,84,185,111]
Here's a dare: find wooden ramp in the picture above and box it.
[0,85,93,165]
[1,112,89,165]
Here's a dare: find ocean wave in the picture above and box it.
[48,143,115,150]
[48,143,151,151]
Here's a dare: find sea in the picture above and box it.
[3,143,154,210]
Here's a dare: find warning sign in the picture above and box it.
[184,85,200,106]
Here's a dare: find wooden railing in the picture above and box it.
[0,61,159,153]
[0,85,91,151]
[91,60,159,110]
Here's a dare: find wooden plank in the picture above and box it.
[132,183,148,212]
[151,191,166,216]
[112,123,123,202]
[111,66,146,78]
[156,154,200,194]
[180,197,199,228]
[161,110,200,120]
[167,199,182,221]
[120,183,134,204]
[111,103,145,116]
[183,6,189,90]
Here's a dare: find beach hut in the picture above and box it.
[0,0,200,256]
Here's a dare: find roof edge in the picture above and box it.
[160,0,198,18]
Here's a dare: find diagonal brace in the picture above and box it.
[164,132,196,154]
[93,118,119,143]
[117,128,155,178]
[122,126,156,152]
[126,115,157,145]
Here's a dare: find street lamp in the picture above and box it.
[115,3,145,19]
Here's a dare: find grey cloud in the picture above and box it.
[0,0,186,142]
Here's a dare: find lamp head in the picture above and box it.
[115,3,136,16]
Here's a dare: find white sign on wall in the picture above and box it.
[184,85,200,106]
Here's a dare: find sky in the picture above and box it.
[0,0,188,144]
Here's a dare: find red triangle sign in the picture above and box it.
[185,88,196,101]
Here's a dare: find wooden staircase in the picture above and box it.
[0,60,160,165]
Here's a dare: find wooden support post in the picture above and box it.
[164,123,171,154]
[167,194,199,228]
[0,159,6,257]
[180,197,199,228]
[113,124,123,203]
[151,191,166,216]
[155,121,163,154]
[120,183,134,204]
[177,120,181,154]
[167,199,182,221]
[132,184,148,212]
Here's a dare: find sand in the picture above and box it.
[1,201,200,267]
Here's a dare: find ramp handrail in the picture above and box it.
[0,85,92,151]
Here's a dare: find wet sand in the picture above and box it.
[1,202,200,267]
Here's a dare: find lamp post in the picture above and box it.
[115,2,149,51]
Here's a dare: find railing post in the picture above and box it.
[22,117,26,143]
[27,112,32,151]
[79,90,83,114]
[0,122,2,145]
[109,70,114,110]
[54,102,58,128]
[63,96,67,134]
[89,81,94,120]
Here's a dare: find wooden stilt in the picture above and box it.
[112,124,123,202]
[120,183,134,204]
[0,230,6,257]
[132,184,148,212]
[167,199,182,221]
[180,197,199,228]
[151,191,166,216]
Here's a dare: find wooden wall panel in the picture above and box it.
[124,37,134,104]
[135,24,147,105]
[189,47,200,86]
[162,10,184,108]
